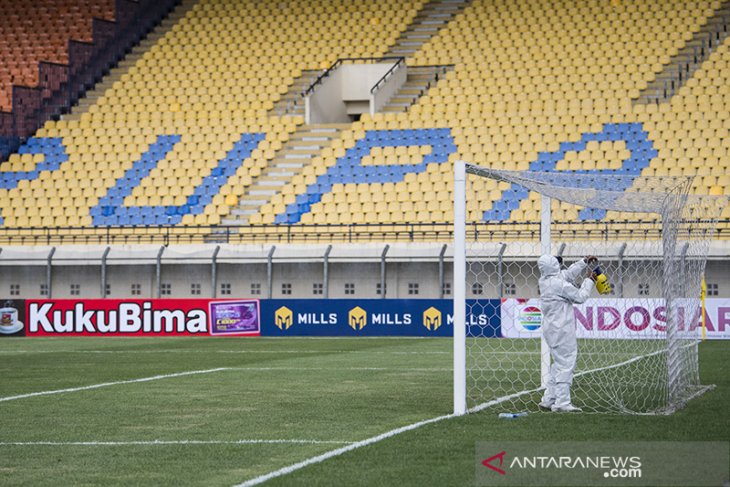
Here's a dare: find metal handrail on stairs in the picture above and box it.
[381,64,454,112]
[370,57,407,94]
[301,57,406,98]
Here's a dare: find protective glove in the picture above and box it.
[592,267,611,294]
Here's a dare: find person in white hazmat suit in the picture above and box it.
[537,254,598,412]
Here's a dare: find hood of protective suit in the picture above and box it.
[538,254,560,278]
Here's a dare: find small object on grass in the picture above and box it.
[498,412,528,419]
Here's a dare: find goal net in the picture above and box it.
[453,161,725,415]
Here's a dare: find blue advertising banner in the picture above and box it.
[260,299,501,337]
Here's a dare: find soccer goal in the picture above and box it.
[453,161,725,415]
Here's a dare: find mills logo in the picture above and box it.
[275,306,293,330]
[348,306,367,330]
[518,305,542,332]
[423,306,442,331]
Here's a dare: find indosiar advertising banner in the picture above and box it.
[501,298,730,340]
[19,299,261,337]
[261,299,501,337]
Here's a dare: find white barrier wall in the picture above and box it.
[0,244,728,300]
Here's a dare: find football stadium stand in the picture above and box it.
[0,0,728,244]
[0,0,115,113]
[0,0,177,160]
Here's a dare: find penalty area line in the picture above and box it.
[0,349,450,355]
[1,439,352,446]
[0,367,453,404]
[0,367,231,403]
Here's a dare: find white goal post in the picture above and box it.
[453,160,725,415]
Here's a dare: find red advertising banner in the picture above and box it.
[22,299,260,337]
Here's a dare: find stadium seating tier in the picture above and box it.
[0,0,728,237]
[0,0,115,111]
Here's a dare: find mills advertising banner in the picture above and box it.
[260,299,501,337]
[0,298,501,338]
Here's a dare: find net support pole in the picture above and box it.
[453,160,467,415]
[540,194,551,388]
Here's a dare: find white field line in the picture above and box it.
[0,367,454,404]
[234,383,545,487]
[1,345,670,405]
[1,439,351,446]
[229,367,452,372]
[234,345,681,486]
[0,349,450,355]
[574,341,698,379]
[470,345,682,413]
[234,413,456,487]
[467,386,543,413]
[0,367,231,403]
[0,350,643,361]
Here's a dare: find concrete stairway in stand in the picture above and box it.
[379,65,453,113]
[270,69,322,117]
[385,0,470,58]
[221,123,349,225]
[635,0,730,104]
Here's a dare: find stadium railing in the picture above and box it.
[0,220,727,246]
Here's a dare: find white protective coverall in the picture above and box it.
[537,255,594,407]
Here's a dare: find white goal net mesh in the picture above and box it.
[459,163,725,414]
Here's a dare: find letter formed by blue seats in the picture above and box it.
[482,122,657,222]
[0,125,656,227]
[91,132,265,226]
[0,137,70,225]
[275,128,457,224]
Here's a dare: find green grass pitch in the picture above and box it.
[0,337,727,486]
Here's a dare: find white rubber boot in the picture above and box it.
[551,383,581,412]
[551,403,583,413]
[538,397,555,410]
